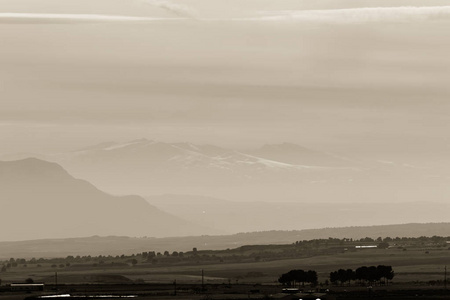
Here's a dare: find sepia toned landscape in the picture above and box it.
[1,0,450,299]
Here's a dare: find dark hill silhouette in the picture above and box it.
[0,158,218,241]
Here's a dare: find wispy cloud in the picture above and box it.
[0,13,182,22]
[137,0,198,19]
[250,6,450,23]
[4,6,447,24]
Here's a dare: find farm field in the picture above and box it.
[1,246,448,285]
[1,237,448,299]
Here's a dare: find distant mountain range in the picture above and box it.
[0,222,448,259]
[10,139,361,201]
[0,158,218,241]
[2,139,448,204]
[18,138,442,204]
[2,156,448,242]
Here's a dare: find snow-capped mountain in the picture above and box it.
[41,139,359,200]
[70,138,343,171]
[2,139,448,204]
[251,142,358,167]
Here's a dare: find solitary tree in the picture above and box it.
[25,278,34,284]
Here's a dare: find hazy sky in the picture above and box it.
[1,0,450,161]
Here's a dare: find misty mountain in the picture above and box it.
[45,139,361,200]
[0,222,448,259]
[0,158,217,241]
[39,138,450,205]
[147,194,450,234]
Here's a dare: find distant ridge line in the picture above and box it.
[2,222,448,243]
[235,222,450,234]
[0,222,448,258]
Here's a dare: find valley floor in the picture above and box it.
[0,240,448,300]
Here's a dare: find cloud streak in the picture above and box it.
[250,6,450,23]
[137,0,198,19]
[3,6,448,24]
[0,13,183,22]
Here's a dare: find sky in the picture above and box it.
[1,0,450,241]
[0,0,450,162]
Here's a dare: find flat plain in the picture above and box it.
[1,240,449,299]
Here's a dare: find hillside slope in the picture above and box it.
[0,158,217,241]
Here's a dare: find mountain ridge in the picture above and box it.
[0,158,219,241]
[2,139,446,205]
[37,139,363,201]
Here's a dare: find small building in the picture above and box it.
[10,283,45,292]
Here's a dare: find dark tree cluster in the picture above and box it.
[278,269,318,287]
[295,236,449,247]
[330,265,394,286]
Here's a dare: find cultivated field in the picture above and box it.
[1,245,448,285]
[1,239,449,299]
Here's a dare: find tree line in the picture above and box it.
[2,235,447,272]
[329,265,394,285]
[278,269,318,286]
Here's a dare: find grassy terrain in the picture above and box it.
[0,235,448,300]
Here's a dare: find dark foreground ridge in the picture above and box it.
[10,283,450,300]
